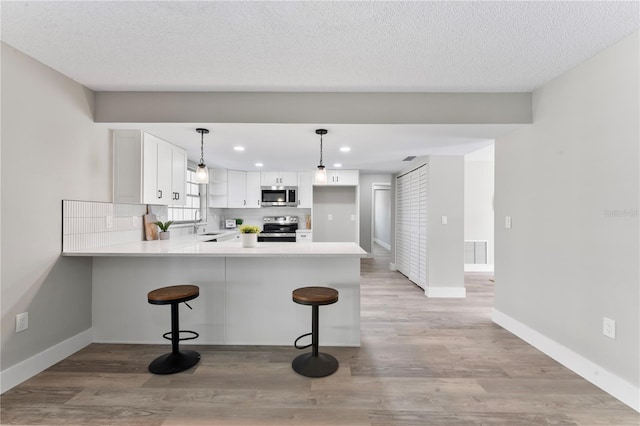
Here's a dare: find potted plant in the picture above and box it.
[154,220,174,240]
[238,224,260,248]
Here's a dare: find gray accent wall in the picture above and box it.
[494,32,639,387]
[313,186,358,243]
[1,43,111,370]
[426,157,465,291]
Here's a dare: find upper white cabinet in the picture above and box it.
[326,169,359,186]
[227,170,261,208]
[297,171,313,208]
[246,172,261,208]
[261,171,298,186]
[113,130,187,206]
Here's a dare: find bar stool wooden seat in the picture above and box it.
[147,285,200,374]
[292,286,339,377]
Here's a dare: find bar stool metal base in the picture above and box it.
[148,349,200,375]
[292,352,339,378]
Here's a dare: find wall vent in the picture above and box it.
[402,156,416,161]
[464,241,488,264]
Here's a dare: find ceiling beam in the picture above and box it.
[95,92,531,124]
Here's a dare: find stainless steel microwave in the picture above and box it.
[261,186,297,207]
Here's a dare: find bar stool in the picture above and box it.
[292,286,339,377]
[147,285,200,374]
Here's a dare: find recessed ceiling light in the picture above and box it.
[234,146,245,151]
[340,147,351,152]
[255,162,263,167]
[333,163,342,168]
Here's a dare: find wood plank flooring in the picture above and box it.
[2,245,638,425]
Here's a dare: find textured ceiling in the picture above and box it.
[2,1,638,92]
[2,1,638,172]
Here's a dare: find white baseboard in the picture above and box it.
[425,286,466,298]
[373,239,391,250]
[389,263,396,271]
[492,309,639,413]
[1,328,93,394]
[464,264,494,272]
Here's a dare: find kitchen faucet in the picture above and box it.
[193,209,204,234]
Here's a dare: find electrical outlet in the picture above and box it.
[328,214,333,221]
[603,317,616,339]
[505,216,512,229]
[106,216,113,229]
[441,216,448,225]
[16,312,28,333]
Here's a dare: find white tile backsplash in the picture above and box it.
[62,200,147,252]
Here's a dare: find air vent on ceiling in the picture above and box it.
[402,156,416,161]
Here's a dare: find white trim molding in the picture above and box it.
[425,286,466,298]
[464,263,494,272]
[373,238,391,250]
[492,309,639,412]
[0,328,93,394]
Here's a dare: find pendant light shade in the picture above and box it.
[194,128,210,184]
[314,129,328,184]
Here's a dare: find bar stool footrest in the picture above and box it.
[162,330,199,342]
[294,332,313,349]
[148,350,200,375]
[292,352,339,378]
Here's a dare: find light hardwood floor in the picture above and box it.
[2,245,638,425]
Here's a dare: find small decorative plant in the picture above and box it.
[154,221,174,232]
[239,224,260,234]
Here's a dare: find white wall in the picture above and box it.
[373,188,391,247]
[494,31,639,407]
[358,174,392,253]
[1,43,111,372]
[464,145,495,268]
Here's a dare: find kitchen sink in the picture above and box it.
[203,232,222,236]
[204,239,218,242]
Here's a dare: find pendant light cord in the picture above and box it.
[199,131,205,164]
[319,133,324,167]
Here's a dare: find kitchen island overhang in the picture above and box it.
[64,240,365,347]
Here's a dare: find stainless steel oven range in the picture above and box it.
[258,216,298,242]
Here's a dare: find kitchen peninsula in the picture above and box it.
[63,237,365,347]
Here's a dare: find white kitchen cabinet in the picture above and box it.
[228,170,261,208]
[297,171,313,208]
[325,169,359,186]
[113,130,187,206]
[227,170,247,208]
[208,168,228,208]
[261,171,298,186]
[246,172,262,208]
[170,147,187,204]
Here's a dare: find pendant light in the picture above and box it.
[194,128,210,184]
[314,129,328,184]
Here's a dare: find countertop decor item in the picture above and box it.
[314,129,328,184]
[194,128,210,184]
[154,220,174,240]
[144,207,158,241]
[239,224,260,248]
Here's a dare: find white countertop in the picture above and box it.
[62,234,366,258]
